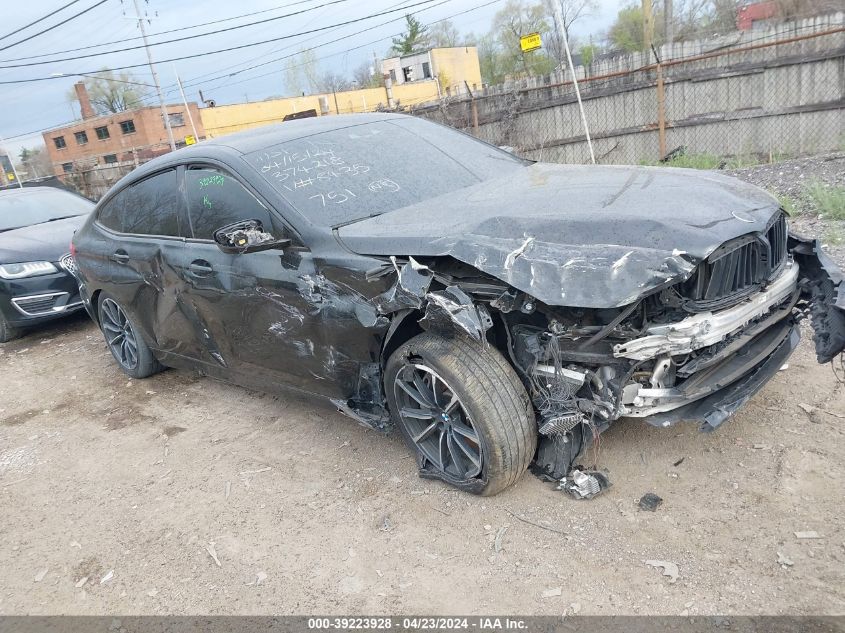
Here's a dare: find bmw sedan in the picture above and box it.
[72,113,845,495]
[0,186,93,342]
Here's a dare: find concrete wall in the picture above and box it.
[412,14,845,164]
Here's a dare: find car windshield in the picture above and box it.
[0,188,93,232]
[244,117,528,227]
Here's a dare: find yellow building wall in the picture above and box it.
[431,47,482,94]
[200,82,441,139]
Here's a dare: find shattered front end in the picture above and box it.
[512,227,844,480]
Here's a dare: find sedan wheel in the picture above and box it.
[97,294,163,379]
[385,332,537,495]
[101,298,139,371]
[394,363,483,480]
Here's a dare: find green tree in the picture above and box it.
[17,146,51,179]
[607,4,664,51]
[66,69,144,114]
[391,14,430,55]
[491,0,555,77]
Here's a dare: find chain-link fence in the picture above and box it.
[411,13,845,166]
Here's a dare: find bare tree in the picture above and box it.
[430,19,462,47]
[543,0,597,67]
[65,69,145,114]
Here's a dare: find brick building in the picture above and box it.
[42,82,204,185]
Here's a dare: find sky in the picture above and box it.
[0,0,620,160]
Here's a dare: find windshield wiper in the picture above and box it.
[31,215,81,226]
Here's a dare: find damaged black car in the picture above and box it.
[72,113,845,495]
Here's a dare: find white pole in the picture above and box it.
[174,66,199,141]
[553,0,596,164]
[133,0,176,152]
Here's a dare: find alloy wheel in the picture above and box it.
[101,298,139,370]
[394,363,483,480]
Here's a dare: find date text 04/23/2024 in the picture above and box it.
[307,617,529,630]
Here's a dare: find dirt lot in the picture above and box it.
[1,306,844,616]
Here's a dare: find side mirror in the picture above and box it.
[213,219,291,254]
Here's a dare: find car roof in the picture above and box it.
[114,112,411,192]
[0,186,72,198]
[202,112,407,154]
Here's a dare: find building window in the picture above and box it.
[74,131,88,145]
[422,62,431,79]
[402,66,414,82]
[120,120,136,135]
[53,136,66,149]
[95,126,110,140]
[62,163,73,173]
[164,112,185,127]
[103,154,118,164]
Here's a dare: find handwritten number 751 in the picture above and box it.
[310,189,357,206]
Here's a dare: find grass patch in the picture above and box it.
[823,226,845,246]
[805,181,845,220]
[777,193,801,216]
[642,152,763,170]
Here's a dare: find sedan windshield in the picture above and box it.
[0,188,93,232]
[244,117,528,227]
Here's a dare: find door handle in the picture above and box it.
[112,250,130,264]
[188,260,214,277]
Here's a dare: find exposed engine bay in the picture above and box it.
[371,212,845,481]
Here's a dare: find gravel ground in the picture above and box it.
[725,151,845,269]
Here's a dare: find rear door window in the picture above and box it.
[97,169,181,236]
[184,167,275,240]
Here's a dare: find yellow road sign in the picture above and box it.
[520,32,542,53]
[185,135,196,145]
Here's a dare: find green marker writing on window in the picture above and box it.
[203,195,212,209]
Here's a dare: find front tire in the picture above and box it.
[385,332,537,496]
[0,312,22,343]
[98,294,163,379]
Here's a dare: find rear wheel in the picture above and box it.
[385,332,537,496]
[98,295,163,379]
[0,312,22,343]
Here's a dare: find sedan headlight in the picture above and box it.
[0,261,59,279]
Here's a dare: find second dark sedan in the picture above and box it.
[72,114,844,495]
[0,186,93,342]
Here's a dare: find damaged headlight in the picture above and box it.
[0,261,58,280]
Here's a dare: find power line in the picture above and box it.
[2,0,498,139]
[0,0,321,63]
[0,0,85,43]
[183,0,493,96]
[0,0,440,83]
[0,0,110,53]
[0,0,392,69]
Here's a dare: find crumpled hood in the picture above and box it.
[336,163,782,308]
[0,215,85,264]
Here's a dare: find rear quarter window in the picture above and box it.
[97,170,181,236]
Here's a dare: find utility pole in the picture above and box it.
[553,0,595,164]
[132,0,175,152]
[174,66,199,141]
